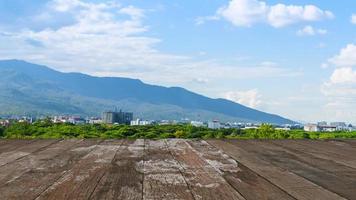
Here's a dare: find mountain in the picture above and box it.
[0,59,294,124]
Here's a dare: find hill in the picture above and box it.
[0,59,294,124]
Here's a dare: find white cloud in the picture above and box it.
[330,67,356,84]
[119,5,145,20]
[0,0,304,119]
[321,80,356,121]
[328,44,356,68]
[0,0,179,72]
[267,4,333,28]
[195,16,219,25]
[50,0,89,12]
[0,0,301,87]
[297,25,327,36]
[297,25,313,35]
[224,89,262,108]
[217,0,268,27]
[211,0,333,28]
[321,44,356,123]
[351,14,356,24]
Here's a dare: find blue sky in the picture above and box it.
[0,0,356,123]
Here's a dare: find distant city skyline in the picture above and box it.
[0,0,355,123]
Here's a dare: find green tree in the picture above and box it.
[258,124,275,138]
[0,126,4,137]
[4,122,32,138]
[174,130,187,138]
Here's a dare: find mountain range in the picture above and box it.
[0,59,294,124]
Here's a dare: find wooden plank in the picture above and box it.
[35,140,122,200]
[228,140,356,199]
[338,139,356,146]
[89,139,144,200]
[270,140,356,169]
[167,139,246,200]
[271,140,356,169]
[0,139,78,185]
[208,140,346,200]
[319,140,356,155]
[0,139,95,199]
[0,139,11,146]
[0,139,59,167]
[0,140,35,154]
[185,140,294,200]
[0,139,354,199]
[259,140,356,199]
[143,139,194,200]
[229,140,356,199]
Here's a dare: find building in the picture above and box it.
[130,119,152,126]
[158,120,178,125]
[0,119,10,127]
[347,124,355,131]
[102,112,116,124]
[317,121,328,126]
[208,120,221,129]
[304,122,350,132]
[53,116,69,123]
[68,116,86,125]
[102,110,133,125]
[330,122,348,131]
[318,125,337,132]
[88,117,102,124]
[190,121,206,127]
[304,124,319,132]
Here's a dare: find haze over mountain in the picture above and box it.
[0,60,294,124]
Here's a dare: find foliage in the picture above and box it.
[0,126,4,137]
[2,121,356,139]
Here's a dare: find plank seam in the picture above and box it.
[270,140,356,171]
[164,139,197,200]
[185,140,247,200]
[208,140,300,200]
[33,139,104,200]
[142,139,145,200]
[0,139,82,189]
[0,139,62,168]
[223,139,348,200]
[87,140,125,199]
[0,139,38,154]
[265,140,351,199]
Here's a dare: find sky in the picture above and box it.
[0,0,356,123]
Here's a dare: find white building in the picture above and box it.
[88,118,102,124]
[330,122,349,131]
[208,120,221,129]
[53,116,69,123]
[304,122,350,132]
[68,116,85,124]
[319,125,337,132]
[190,121,206,127]
[304,124,319,132]
[130,119,152,126]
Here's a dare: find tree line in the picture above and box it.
[1,120,356,139]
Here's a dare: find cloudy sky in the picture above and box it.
[0,0,356,123]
